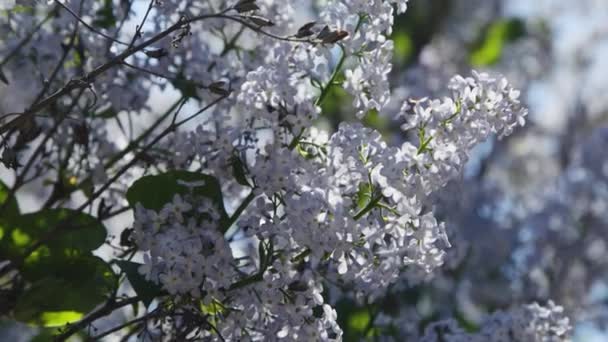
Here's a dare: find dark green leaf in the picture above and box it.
[321,30,349,44]
[80,178,95,199]
[231,156,251,187]
[172,74,201,100]
[30,328,58,342]
[126,171,230,230]
[14,255,116,327]
[208,81,231,96]
[0,209,107,260]
[92,0,116,29]
[235,0,259,13]
[117,260,164,307]
[296,21,316,38]
[93,106,118,118]
[0,180,19,218]
[144,48,169,59]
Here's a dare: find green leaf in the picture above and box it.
[231,156,251,187]
[116,260,164,307]
[335,299,379,340]
[362,109,388,132]
[92,0,116,29]
[348,309,371,332]
[63,49,83,69]
[392,31,413,63]
[7,5,35,14]
[0,180,19,217]
[172,74,201,100]
[21,246,108,284]
[321,83,353,127]
[79,178,95,199]
[89,106,118,118]
[470,18,526,66]
[126,171,230,230]
[0,209,107,260]
[356,183,372,211]
[13,255,116,327]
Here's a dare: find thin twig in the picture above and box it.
[217,14,313,43]
[17,95,228,265]
[0,87,87,215]
[175,94,228,127]
[86,309,162,341]
[54,0,130,46]
[32,0,84,104]
[0,10,316,136]
[121,61,209,89]
[42,97,185,210]
[128,0,155,49]
[53,296,140,342]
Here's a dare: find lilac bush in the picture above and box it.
[0,0,593,341]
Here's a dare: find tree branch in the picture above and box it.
[53,296,141,342]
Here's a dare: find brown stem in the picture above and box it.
[85,309,162,341]
[53,296,140,342]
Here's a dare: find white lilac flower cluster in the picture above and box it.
[128,69,527,339]
[133,193,344,340]
[135,68,528,338]
[398,71,528,195]
[420,301,571,342]
[214,259,343,341]
[133,194,237,298]
[324,0,409,118]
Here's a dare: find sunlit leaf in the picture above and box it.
[0,180,19,217]
[40,311,83,327]
[356,183,372,211]
[0,209,106,260]
[470,18,526,66]
[335,299,379,340]
[392,31,413,63]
